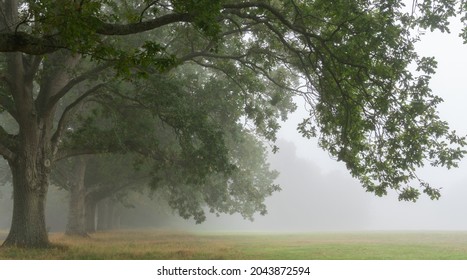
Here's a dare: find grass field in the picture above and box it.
[1,230,467,259]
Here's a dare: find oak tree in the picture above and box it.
[0,0,465,247]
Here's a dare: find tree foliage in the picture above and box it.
[0,0,466,247]
[60,61,283,223]
[1,1,465,194]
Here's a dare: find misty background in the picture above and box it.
[1,18,467,233]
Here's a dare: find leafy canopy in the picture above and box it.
[1,0,466,202]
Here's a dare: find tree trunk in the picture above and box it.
[1,50,76,247]
[0,0,84,248]
[85,198,97,233]
[106,199,115,230]
[113,208,121,230]
[2,154,50,248]
[96,199,109,231]
[96,198,119,231]
[65,156,88,237]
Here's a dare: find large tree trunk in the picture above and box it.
[1,50,78,247]
[1,0,87,248]
[65,156,88,237]
[3,150,50,248]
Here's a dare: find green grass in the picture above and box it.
[1,230,467,259]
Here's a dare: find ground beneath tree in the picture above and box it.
[1,230,467,259]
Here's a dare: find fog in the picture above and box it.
[1,17,467,234]
[171,19,467,232]
[248,19,467,232]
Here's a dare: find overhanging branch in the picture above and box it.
[51,83,107,156]
[0,32,63,54]
[0,12,193,55]
[95,13,193,35]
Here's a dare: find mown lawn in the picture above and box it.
[1,230,467,259]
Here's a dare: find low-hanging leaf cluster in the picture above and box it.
[286,0,467,201]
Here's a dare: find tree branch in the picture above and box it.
[95,12,193,35]
[180,49,248,63]
[51,83,107,157]
[54,147,106,162]
[0,11,193,54]
[0,142,15,161]
[86,174,151,202]
[46,63,111,112]
[0,125,16,161]
[190,60,251,105]
[222,2,323,41]
[139,1,160,22]
[24,55,43,81]
[0,94,18,122]
[0,32,63,54]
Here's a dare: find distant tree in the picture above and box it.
[0,0,465,247]
[64,156,88,236]
[60,126,278,235]
[53,61,283,236]
[52,154,148,235]
[61,112,279,235]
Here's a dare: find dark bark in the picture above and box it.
[0,32,62,54]
[65,156,88,237]
[1,1,108,247]
[1,49,79,246]
[0,13,193,54]
[1,29,53,246]
[2,152,50,248]
[95,13,193,35]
